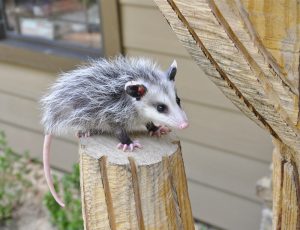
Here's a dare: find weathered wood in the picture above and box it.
[79,134,194,230]
[153,0,299,145]
[152,0,300,228]
[99,0,122,57]
[239,0,300,94]
[272,139,300,230]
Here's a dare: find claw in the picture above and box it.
[129,144,134,151]
[150,126,171,137]
[133,141,142,149]
[116,141,142,152]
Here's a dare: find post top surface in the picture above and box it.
[79,132,179,165]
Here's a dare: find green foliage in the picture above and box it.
[0,130,83,228]
[0,131,31,222]
[44,164,83,230]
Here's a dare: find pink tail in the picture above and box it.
[43,134,65,207]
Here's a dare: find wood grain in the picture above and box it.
[79,136,194,230]
[128,157,145,230]
[272,139,300,230]
[239,0,300,93]
[99,156,117,230]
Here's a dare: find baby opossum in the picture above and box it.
[40,56,188,207]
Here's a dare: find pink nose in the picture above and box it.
[179,122,189,129]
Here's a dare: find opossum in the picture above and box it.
[40,56,188,207]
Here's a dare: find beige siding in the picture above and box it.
[119,0,272,229]
[0,121,78,171]
[188,181,263,230]
[0,62,78,172]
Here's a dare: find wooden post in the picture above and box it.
[152,0,300,229]
[272,139,300,230]
[79,134,194,230]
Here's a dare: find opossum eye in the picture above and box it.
[156,104,168,113]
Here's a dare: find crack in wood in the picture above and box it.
[99,156,117,230]
[128,157,145,230]
[298,58,300,126]
[162,156,181,229]
[276,158,286,230]
[80,153,90,230]
[235,0,297,95]
[274,140,300,230]
[207,0,298,136]
[290,160,300,229]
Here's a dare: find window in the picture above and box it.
[0,0,121,69]
[4,0,102,48]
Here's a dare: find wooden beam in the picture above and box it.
[99,0,122,57]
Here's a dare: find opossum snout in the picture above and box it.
[175,110,189,129]
[178,121,189,129]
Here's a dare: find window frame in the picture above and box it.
[0,0,122,72]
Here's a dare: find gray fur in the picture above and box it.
[40,56,167,135]
[41,56,189,207]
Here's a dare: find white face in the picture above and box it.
[124,59,188,130]
[134,80,188,130]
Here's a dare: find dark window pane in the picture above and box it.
[4,0,102,49]
[0,0,6,38]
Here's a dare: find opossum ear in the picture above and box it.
[125,81,147,100]
[166,60,177,81]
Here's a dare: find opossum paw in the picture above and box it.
[117,141,142,152]
[149,126,171,137]
[132,140,142,149]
